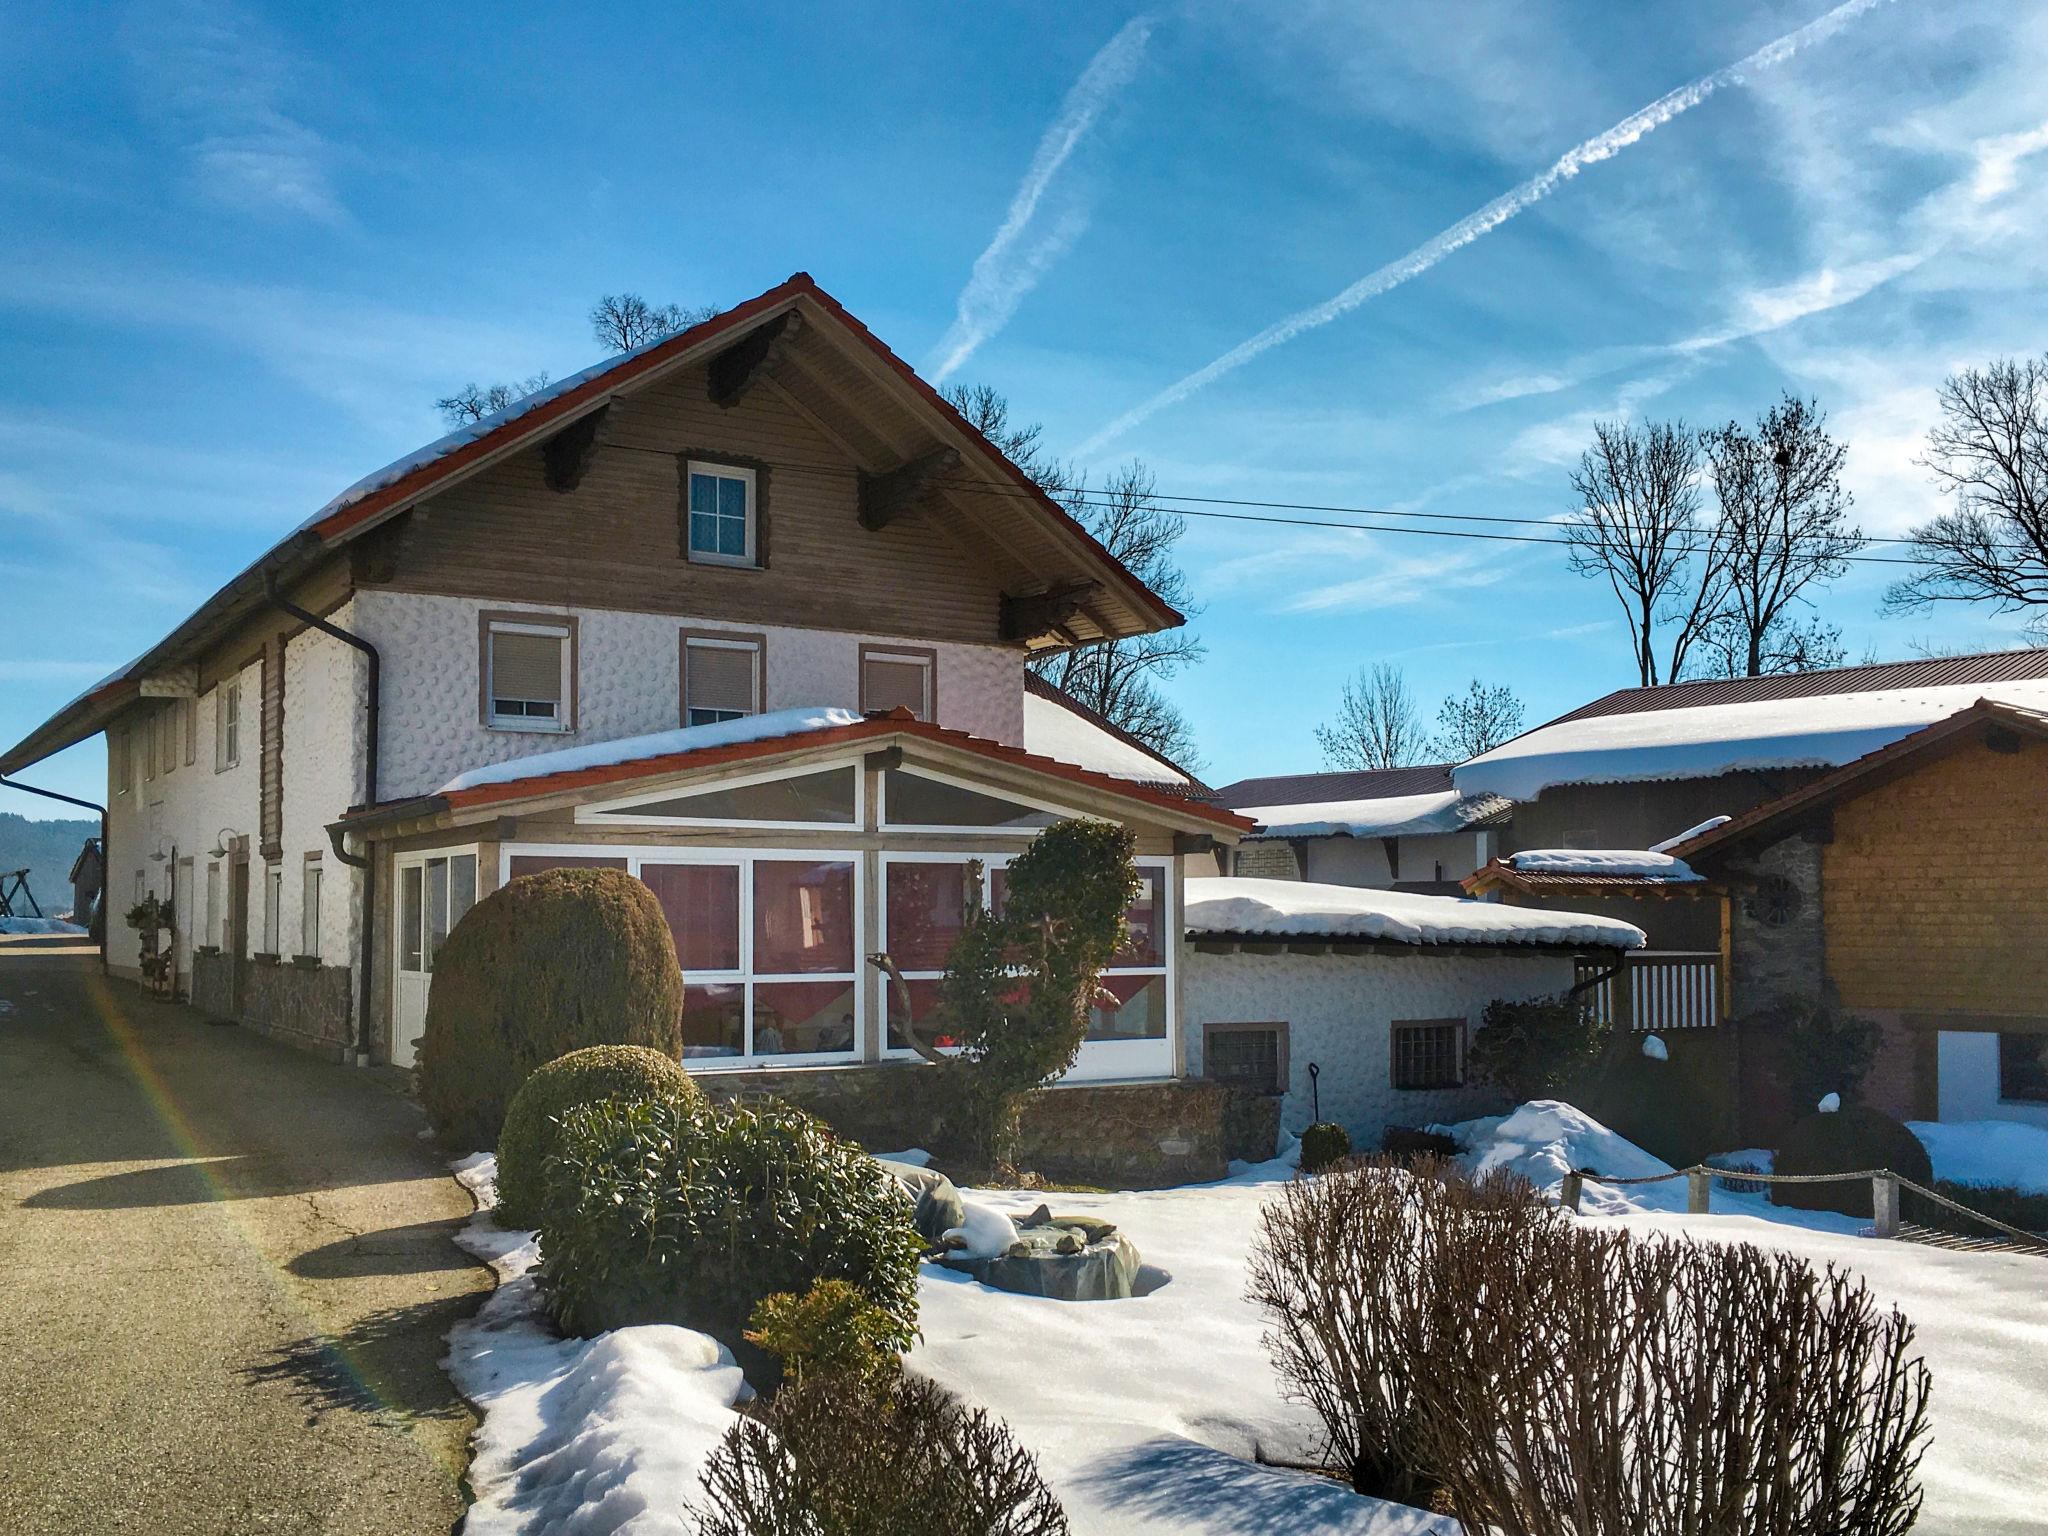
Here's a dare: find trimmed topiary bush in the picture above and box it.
[1467,993,1609,1103]
[1757,995,1883,1111]
[1300,1121,1352,1172]
[1772,1105,1933,1216]
[415,867,684,1151]
[745,1278,905,1390]
[495,1044,698,1229]
[540,1093,925,1375]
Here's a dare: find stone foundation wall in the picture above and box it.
[239,960,353,1061]
[189,948,235,1019]
[692,1063,1233,1186]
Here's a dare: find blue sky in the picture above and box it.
[6,0,2048,813]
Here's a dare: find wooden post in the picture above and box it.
[1687,1168,1711,1215]
[1561,1171,1583,1214]
[1873,1174,1900,1238]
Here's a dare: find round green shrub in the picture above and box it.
[1300,1121,1352,1173]
[1772,1106,1933,1216]
[415,867,683,1151]
[495,1045,698,1229]
[540,1094,925,1376]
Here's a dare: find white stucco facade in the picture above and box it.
[1937,1031,2048,1129]
[1182,945,1576,1144]
[349,590,1027,801]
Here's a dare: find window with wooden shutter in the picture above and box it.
[859,645,934,721]
[216,679,241,771]
[682,632,763,727]
[484,617,572,731]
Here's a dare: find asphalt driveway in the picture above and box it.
[0,936,491,1535]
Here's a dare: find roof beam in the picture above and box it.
[857,447,961,531]
[707,310,804,410]
[1000,582,1101,643]
[541,404,608,493]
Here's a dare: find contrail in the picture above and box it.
[929,16,1153,382]
[1073,0,1897,456]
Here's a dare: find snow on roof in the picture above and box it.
[1239,788,1507,839]
[1505,849,1702,882]
[1183,876,1644,950]
[1454,679,2048,802]
[436,707,861,794]
[1651,815,1729,852]
[1020,688,1189,785]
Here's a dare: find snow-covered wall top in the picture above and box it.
[1239,789,1504,839]
[1454,681,2048,802]
[1505,849,1702,881]
[1020,691,1188,785]
[1183,876,1644,950]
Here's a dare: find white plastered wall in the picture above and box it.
[1182,946,1575,1144]
[1937,1031,2048,1128]
[279,605,369,970]
[351,589,1027,800]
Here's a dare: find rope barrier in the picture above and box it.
[1560,1162,2048,1253]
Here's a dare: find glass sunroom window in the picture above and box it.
[588,766,856,825]
[881,768,1059,831]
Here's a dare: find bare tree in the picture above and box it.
[1429,678,1524,761]
[589,292,719,353]
[1565,419,1723,686]
[433,373,551,429]
[1030,462,1207,768]
[941,381,1073,496]
[1315,663,1431,770]
[1703,395,1865,678]
[1884,355,2048,640]
[1685,610,1846,679]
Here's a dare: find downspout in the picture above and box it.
[263,575,380,1066]
[0,776,108,975]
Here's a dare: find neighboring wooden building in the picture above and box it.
[1668,698,2048,1130]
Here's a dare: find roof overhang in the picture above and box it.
[332,711,1254,845]
[1461,858,1719,900]
[4,272,1181,775]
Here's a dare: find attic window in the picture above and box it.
[686,461,757,567]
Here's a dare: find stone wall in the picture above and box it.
[1727,835,1825,1018]
[190,948,235,1019]
[238,960,354,1060]
[692,1062,1233,1186]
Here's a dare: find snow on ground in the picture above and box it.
[437,708,862,794]
[912,1154,1459,1536]
[1184,876,1645,950]
[0,916,86,935]
[1909,1119,2048,1195]
[444,1155,749,1536]
[1454,680,2048,801]
[1504,848,1701,881]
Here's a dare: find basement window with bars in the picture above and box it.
[486,619,572,731]
[1203,1023,1288,1093]
[1391,1019,1465,1091]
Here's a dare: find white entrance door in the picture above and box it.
[391,851,478,1067]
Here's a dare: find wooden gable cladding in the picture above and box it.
[371,357,1011,644]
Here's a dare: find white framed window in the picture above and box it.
[261,864,282,955]
[205,863,221,948]
[143,711,157,782]
[395,850,479,976]
[878,763,1075,835]
[577,758,862,831]
[685,461,758,567]
[877,851,1174,1081]
[484,617,573,732]
[859,645,934,721]
[215,678,242,771]
[301,860,322,960]
[183,696,198,767]
[682,631,763,727]
[502,844,861,1068]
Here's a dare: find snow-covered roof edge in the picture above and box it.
[1240,788,1509,840]
[1183,876,1643,950]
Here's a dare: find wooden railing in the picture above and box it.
[1576,950,1721,1032]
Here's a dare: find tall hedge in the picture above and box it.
[416,867,683,1150]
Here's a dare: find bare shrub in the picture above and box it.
[1420,1224,1932,1536]
[1245,1156,1547,1504]
[696,1371,1068,1536]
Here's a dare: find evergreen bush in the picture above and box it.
[1467,992,1609,1103]
[1757,995,1883,1111]
[494,1044,697,1228]
[744,1279,904,1390]
[1299,1121,1352,1172]
[1772,1105,1933,1216]
[415,867,683,1150]
[539,1094,924,1373]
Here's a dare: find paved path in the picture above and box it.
[0,937,491,1535]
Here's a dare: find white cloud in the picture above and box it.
[928,16,1153,382]
[125,0,348,225]
[1074,0,1899,456]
